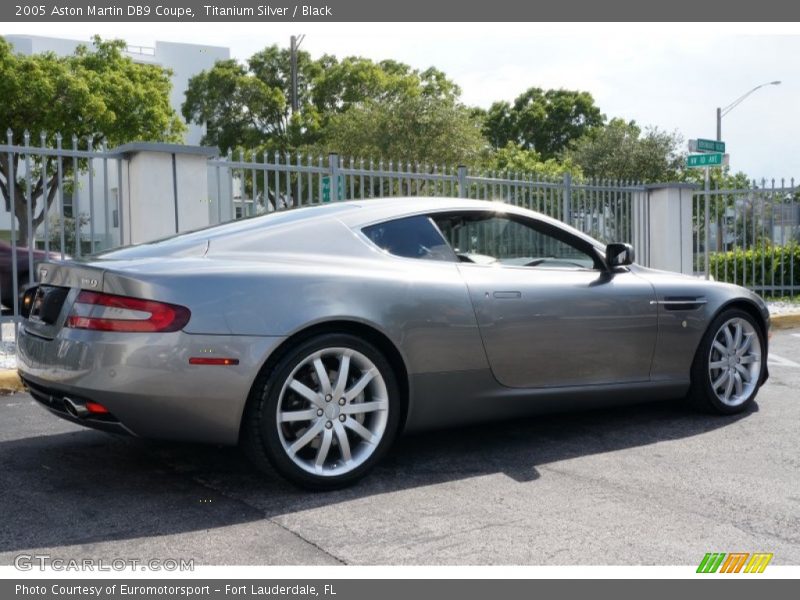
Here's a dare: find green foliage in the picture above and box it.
[708,244,800,294]
[483,88,604,159]
[681,166,751,189]
[183,45,462,156]
[318,95,485,167]
[186,44,705,191]
[0,35,184,245]
[0,36,184,146]
[182,58,289,155]
[562,118,684,182]
[482,142,582,179]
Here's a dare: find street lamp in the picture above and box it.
[716,81,781,141]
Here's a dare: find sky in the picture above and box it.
[3,22,799,181]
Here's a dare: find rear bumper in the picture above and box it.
[17,325,286,445]
[22,375,137,436]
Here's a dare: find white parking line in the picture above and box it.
[768,353,800,368]
[791,333,800,339]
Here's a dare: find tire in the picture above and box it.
[688,308,766,414]
[242,333,401,490]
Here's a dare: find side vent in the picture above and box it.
[650,297,708,311]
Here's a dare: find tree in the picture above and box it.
[183,47,318,155]
[182,45,462,156]
[483,142,582,180]
[681,165,750,189]
[0,36,185,246]
[319,95,485,167]
[311,58,459,109]
[562,118,684,182]
[483,88,604,159]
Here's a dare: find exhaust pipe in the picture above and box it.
[63,397,90,419]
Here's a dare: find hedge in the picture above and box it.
[708,244,800,294]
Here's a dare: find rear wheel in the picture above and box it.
[688,309,765,414]
[242,333,400,490]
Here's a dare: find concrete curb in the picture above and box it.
[771,313,800,330]
[0,369,22,393]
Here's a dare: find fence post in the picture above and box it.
[562,172,572,223]
[115,143,218,245]
[457,165,467,198]
[638,183,698,275]
[329,153,340,202]
[631,187,649,267]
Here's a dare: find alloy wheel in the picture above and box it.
[707,317,762,407]
[275,347,389,477]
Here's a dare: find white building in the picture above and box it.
[1,35,229,249]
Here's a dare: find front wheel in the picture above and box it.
[688,309,766,414]
[242,333,401,490]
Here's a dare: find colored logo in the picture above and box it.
[697,552,773,573]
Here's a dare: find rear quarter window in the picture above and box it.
[362,215,457,262]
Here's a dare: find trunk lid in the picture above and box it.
[22,262,106,340]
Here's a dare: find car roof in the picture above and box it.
[334,197,505,225]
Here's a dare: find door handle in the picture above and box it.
[493,291,522,299]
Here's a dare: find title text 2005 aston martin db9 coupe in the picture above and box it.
[17,198,769,488]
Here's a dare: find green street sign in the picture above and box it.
[696,138,726,153]
[687,153,724,168]
[321,175,345,202]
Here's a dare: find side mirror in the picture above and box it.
[606,243,635,268]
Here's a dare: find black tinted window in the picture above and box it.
[363,216,457,262]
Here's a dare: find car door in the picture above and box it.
[432,210,658,389]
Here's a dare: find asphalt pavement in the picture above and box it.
[1,329,798,566]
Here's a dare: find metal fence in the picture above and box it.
[693,179,799,297]
[210,151,638,245]
[0,131,123,327]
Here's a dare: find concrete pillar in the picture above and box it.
[116,143,218,246]
[631,183,698,275]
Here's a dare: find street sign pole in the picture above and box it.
[690,135,723,277]
[704,167,710,279]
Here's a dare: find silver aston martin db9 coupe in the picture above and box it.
[17,198,769,488]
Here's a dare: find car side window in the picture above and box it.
[432,212,600,270]
[362,215,458,262]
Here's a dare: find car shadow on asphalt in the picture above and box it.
[0,398,758,555]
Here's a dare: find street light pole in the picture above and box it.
[290,34,306,115]
[716,80,781,142]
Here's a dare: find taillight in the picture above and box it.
[66,291,191,333]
